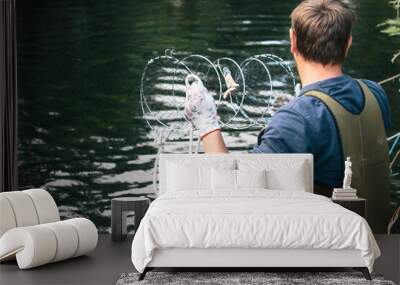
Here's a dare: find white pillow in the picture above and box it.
[266,161,307,191]
[166,160,235,192]
[211,168,267,191]
[166,162,208,191]
[237,159,308,192]
[236,169,267,189]
[210,168,236,191]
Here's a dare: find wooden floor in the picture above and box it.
[0,234,398,285]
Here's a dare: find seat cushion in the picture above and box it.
[1,191,39,228]
[0,189,60,238]
[64,218,98,257]
[42,221,79,262]
[0,225,57,269]
[23,189,60,224]
[0,196,17,237]
[0,218,97,269]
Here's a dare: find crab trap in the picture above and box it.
[140,49,298,146]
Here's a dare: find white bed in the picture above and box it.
[131,154,380,280]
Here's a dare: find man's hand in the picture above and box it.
[184,74,220,139]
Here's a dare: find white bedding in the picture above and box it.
[131,190,380,273]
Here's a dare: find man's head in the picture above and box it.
[290,0,355,66]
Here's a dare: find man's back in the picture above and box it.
[183,0,392,232]
[253,75,391,188]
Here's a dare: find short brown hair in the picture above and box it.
[291,0,355,65]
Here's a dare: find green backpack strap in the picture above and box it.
[304,80,390,233]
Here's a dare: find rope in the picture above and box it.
[388,132,400,141]
[389,134,400,156]
[189,126,193,154]
[379,73,400,85]
[152,146,162,196]
[195,136,201,154]
[390,150,400,170]
[152,129,172,196]
[387,206,400,235]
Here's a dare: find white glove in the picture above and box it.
[184,74,220,139]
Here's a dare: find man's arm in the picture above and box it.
[252,105,311,154]
[202,130,228,153]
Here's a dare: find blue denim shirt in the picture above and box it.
[252,75,391,188]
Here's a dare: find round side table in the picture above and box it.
[111,197,150,242]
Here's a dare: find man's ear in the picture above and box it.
[289,28,297,55]
[346,35,352,55]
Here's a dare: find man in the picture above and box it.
[185,0,391,231]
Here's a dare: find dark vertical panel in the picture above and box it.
[0,0,18,192]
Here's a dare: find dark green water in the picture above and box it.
[17,0,400,232]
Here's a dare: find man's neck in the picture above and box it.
[297,58,344,87]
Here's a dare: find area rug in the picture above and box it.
[116,271,395,285]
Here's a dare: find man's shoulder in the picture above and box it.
[359,79,386,97]
[359,78,382,89]
[278,94,327,120]
[359,78,391,129]
[276,76,388,120]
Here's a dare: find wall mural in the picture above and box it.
[17,0,400,232]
